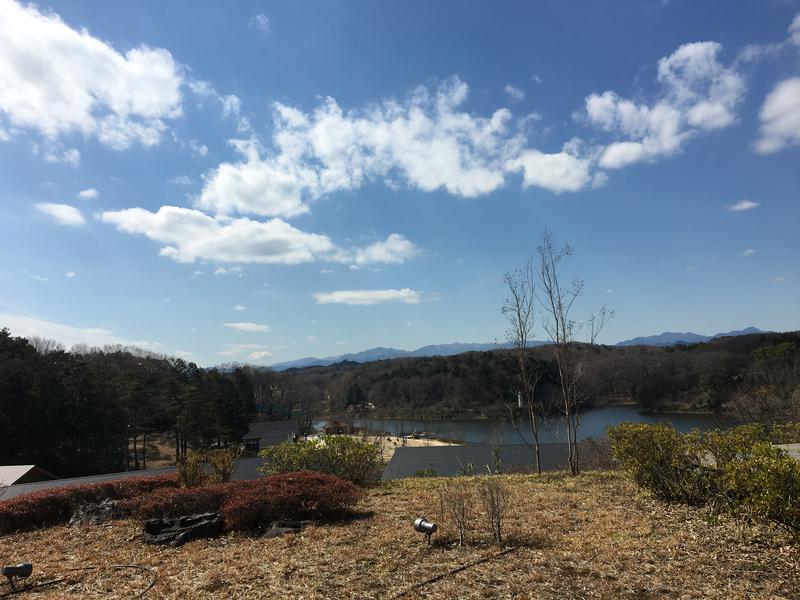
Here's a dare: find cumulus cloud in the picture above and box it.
[188,80,250,133]
[754,77,800,154]
[65,271,76,278]
[101,204,422,267]
[223,322,271,332]
[233,304,247,311]
[189,139,208,157]
[505,148,592,193]
[504,84,525,102]
[100,206,338,264]
[195,77,596,219]
[0,0,183,150]
[583,42,745,169]
[78,188,98,199]
[352,234,421,266]
[314,288,422,305]
[217,343,272,359]
[741,248,756,256]
[790,12,800,47]
[35,202,85,226]
[727,199,759,212]
[168,175,193,185]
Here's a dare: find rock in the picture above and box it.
[261,519,312,539]
[70,499,124,526]
[142,513,224,547]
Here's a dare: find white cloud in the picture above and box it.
[531,74,543,84]
[100,206,339,264]
[727,199,758,212]
[741,248,756,256]
[223,322,271,332]
[78,188,98,199]
[196,77,595,218]
[0,312,160,350]
[0,0,183,150]
[249,14,270,33]
[505,148,592,193]
[304,334,318,343]
[790,12,800,47]
[35,202,85,226]
[168,175,193,185]
[504,84,525,102]
[217,343,271,359]
[189,139,209,157]
[65,271,76,278]
[250,13,270,33]
[584,42,744,169]
[352,234,421,266]
[233,304,247,311]
[754,77,800,154]
[314,288,422,305]
[32,142,81,166]
[32,275,49,282]
[101,205,422,267]
[187,81,250,133]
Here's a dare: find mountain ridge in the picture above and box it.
[269,328,764,370]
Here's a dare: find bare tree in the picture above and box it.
[438,479,474,546]
[502,261,545,473]
[479,476,508,544]
[28,336,64,354]
[536,230,612,475]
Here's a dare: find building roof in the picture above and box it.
[0,465,59,487]
[0,457,268,501]
[381,444,570,480]
[243,421,297,446]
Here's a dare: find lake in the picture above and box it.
[330,406,726,445]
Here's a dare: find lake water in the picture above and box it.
[332,406,726,445]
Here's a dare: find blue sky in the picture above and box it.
[0,0,798,366]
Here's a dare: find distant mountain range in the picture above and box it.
[270,341,545,371]
[614,327,764,347]
[269,328,765,370]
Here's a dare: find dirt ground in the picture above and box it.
[1,472,797,599]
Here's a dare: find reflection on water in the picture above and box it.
[317,406,726,445]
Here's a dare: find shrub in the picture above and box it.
[770,422,800,444]
[177,452,210,488]
[437,478,474,546]
[0,474,179,535]
[722,443,800,541]
[119,486,224,520]
[478,477,508,544]
[259,436,381,484]
[608,423,711,505]
[220,472,361,531]
[206,447,241,483]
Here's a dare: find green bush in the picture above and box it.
[609,422,800,542]
[258,436,381,485]
[722,443,800,541]
[608,423,711,505]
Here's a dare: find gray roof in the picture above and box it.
[0,457,268,501]
[244,421,297,446]
[381,444,570,480]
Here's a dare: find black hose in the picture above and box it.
[1,563,157,598]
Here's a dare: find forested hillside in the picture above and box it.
[287,331,800,420]
[0,329,302,478]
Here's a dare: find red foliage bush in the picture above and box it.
[220,472,361,531]
[0,471,358,535]
[0,473,180,535]
[119,486,224,519]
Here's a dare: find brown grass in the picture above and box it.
[1,472,797,599]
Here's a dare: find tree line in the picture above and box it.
[0,329,306,478]
[289,330,800,422]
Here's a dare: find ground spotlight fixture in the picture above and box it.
[413,517,437,545]
[2,563,32,590]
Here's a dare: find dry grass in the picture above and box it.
[1,472,797,599]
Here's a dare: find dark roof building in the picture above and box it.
[0,457,268,501]
[381,444,570,480]
[243,421,298,453]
